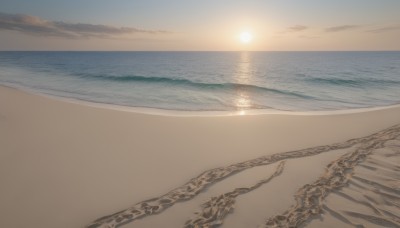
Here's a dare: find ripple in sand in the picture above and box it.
[271,138,400,228]
[87,125,400,228]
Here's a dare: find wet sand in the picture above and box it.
[0,85,399,228]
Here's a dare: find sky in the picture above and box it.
[0,0,399,51]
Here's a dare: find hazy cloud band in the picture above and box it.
[0,12,169,38]
[325,25,361,32]
[288,25,308,32]
[366,25,400,33]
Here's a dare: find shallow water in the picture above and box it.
[0,51,399,112]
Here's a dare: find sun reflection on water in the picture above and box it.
[236,92,251,109]
[234,52,253,114]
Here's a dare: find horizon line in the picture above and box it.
[1,50,400,52]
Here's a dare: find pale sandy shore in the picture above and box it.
[0,85,399,228]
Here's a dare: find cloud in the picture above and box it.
[325,25,361,32]
[298,35,319,39]
[0,12,169,39]
[288,25,308,32]
[366,25,400,33]
[278,25,308,34]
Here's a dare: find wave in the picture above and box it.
[75,73,313,99]
[307,77,400,87]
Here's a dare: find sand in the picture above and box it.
[0,85,399,228]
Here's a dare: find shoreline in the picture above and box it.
[0,84,399,228]
[2,83,400,117]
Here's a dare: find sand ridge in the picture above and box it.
[305,138,400,228]
[262,125,400,227]
[184,161,286,228]
[87,125,400,228]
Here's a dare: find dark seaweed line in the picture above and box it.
[86,124,400,228]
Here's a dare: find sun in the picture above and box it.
[240,32,253,43]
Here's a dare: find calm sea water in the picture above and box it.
[0,51,399,112]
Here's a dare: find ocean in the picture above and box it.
[0,51,399,113]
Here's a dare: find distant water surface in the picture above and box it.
[0,51,399,112]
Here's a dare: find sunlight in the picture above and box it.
[234,52,253,113]
[240,32,253,43]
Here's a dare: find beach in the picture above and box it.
[0,85,399,228]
